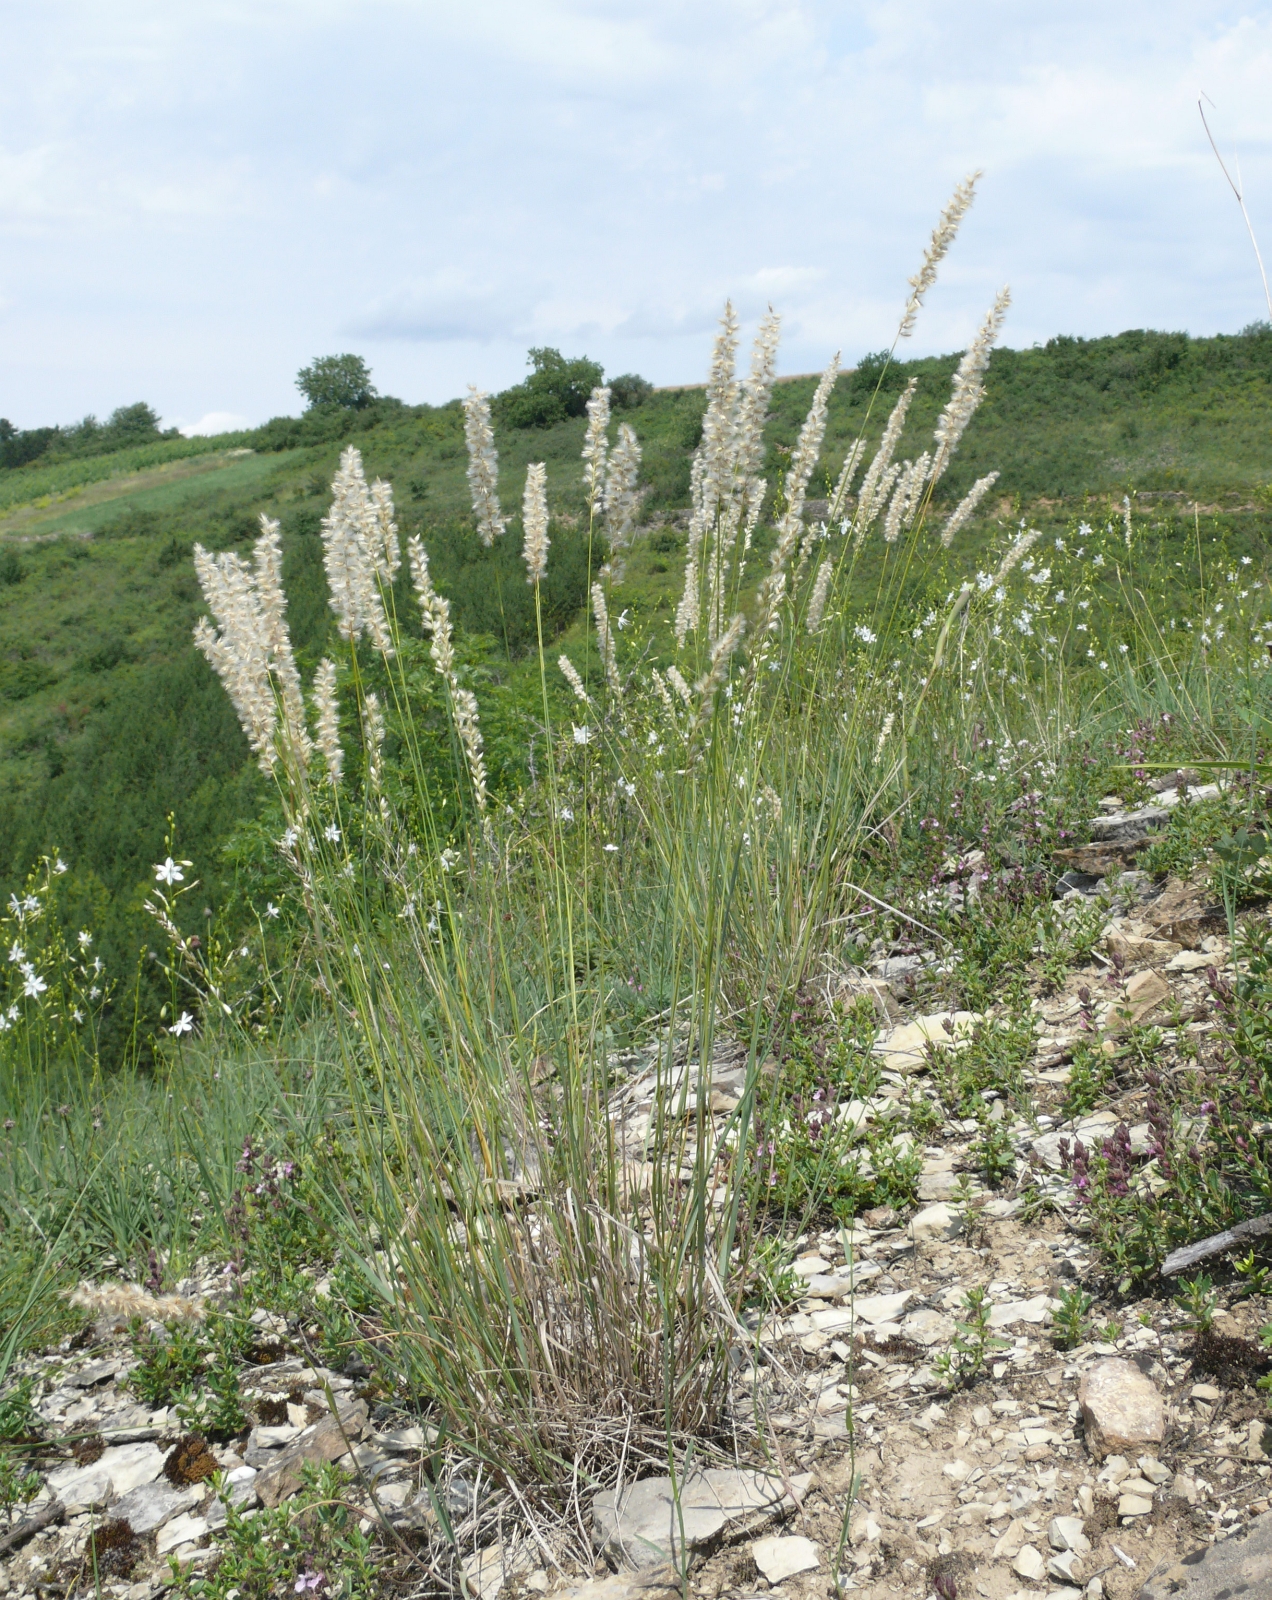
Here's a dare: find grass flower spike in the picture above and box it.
[312,658,343,787]
[322,447,396,655]
[604,424,642,549]
[591,583,622,697]
[583,386,611,513]
[194,516,313,772]
[898,172,981,339]
[558,654,591,703]
[806,558,834,632]
[931,286,1011,482]
[522,462,549,584]
[462,386,506,546]
[941,471,1000,548]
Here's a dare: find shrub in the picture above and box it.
[295,354,377,411]
[496,346,604,428]
[610,372,653,409]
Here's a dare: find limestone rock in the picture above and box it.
[44,1440,165,1512]
[803,1262,881,1297]
[1104,969,1170,1034]
[987,1294,1053,1328]
[910,1202,963,1243]
[555,1569,681,1600]
[594,1469,813,1569]
[1087,805,1170,844]
[1136,1507,1272,1599]
[1013,1543,1047,1580]
[110,1478,202,1534]
[1143,876,1225,946]
[874,1011,982,1075]
[1048,1516,1091,1554]
[1105,925,1182,965]
[1032,1113,1118,1171]
[255,1398,369,1508]
[156,1511,209,1555]
[751,1536,820,1581]
[1079,1359,1164,1459]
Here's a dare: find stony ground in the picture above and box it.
[3,792,1272,1600]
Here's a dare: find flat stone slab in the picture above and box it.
[874,1012,982,1074]
[557,1569,681,1600]
[255,1397,369,1507]
[1087,805,1170,843]
[752,1535,820,1581]
[110,1478,202,1534]
[44,1440,165,1511]
[1137,1507,1272,1598]
[594,1469,813,1569]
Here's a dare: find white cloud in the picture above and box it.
[173,411,250,437]
[0,0,1269,425]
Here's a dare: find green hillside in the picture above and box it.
[2,323,1270,1053]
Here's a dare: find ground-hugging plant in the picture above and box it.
[1060,915,1272,1279]
[177,1462,376,1600]
[1051,1285,1095,1350]
[933,1285,1008,1390]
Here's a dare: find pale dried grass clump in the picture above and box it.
[70,1281,206,1323]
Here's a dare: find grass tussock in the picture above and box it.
[5,185,1272,1547]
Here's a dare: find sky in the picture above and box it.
[1,1,1271,435]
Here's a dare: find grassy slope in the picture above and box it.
[1,325,1270,926]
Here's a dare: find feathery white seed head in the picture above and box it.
[666,665,693,705]
[827,438,866,524]
[752,355,839,642]
[735,309,782,482]
[692,613,746,725]
[582,386,611,511]
[806,558,834,632]
[462,387,506,546]
[312,658,342,787]
[70,1282,206,1323]
[992,527,1041,585]
[941,472,1000,548]
[321,447,394,655]
[452,687,488,812]
[591,583,622,697]
[898,172,981,339]
[368,479,401,582]
[604,423,642,548]
[558,654,591,703]
[855,378,919,539]
[931,287,1011,482]
[522,462,550,584]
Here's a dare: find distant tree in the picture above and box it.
[105,402,164,442]
[497,347,604,429]
[296,354,378,411]
[609,373,653,409]
[0,419,57,471]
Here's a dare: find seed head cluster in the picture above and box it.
[322,446,397,654]
[193,514,312,773]
[522,462,550,585]
[463,386,506,546]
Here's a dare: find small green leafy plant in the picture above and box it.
[1234,1249,1272,1298]
[933,1285,1009,1390]
[1051,1285,1095,1350]
[178,1461,376,1600]
[1176,1274,1219,1335]
[130,1321,208,1408]
[969,1117,1016,1188]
